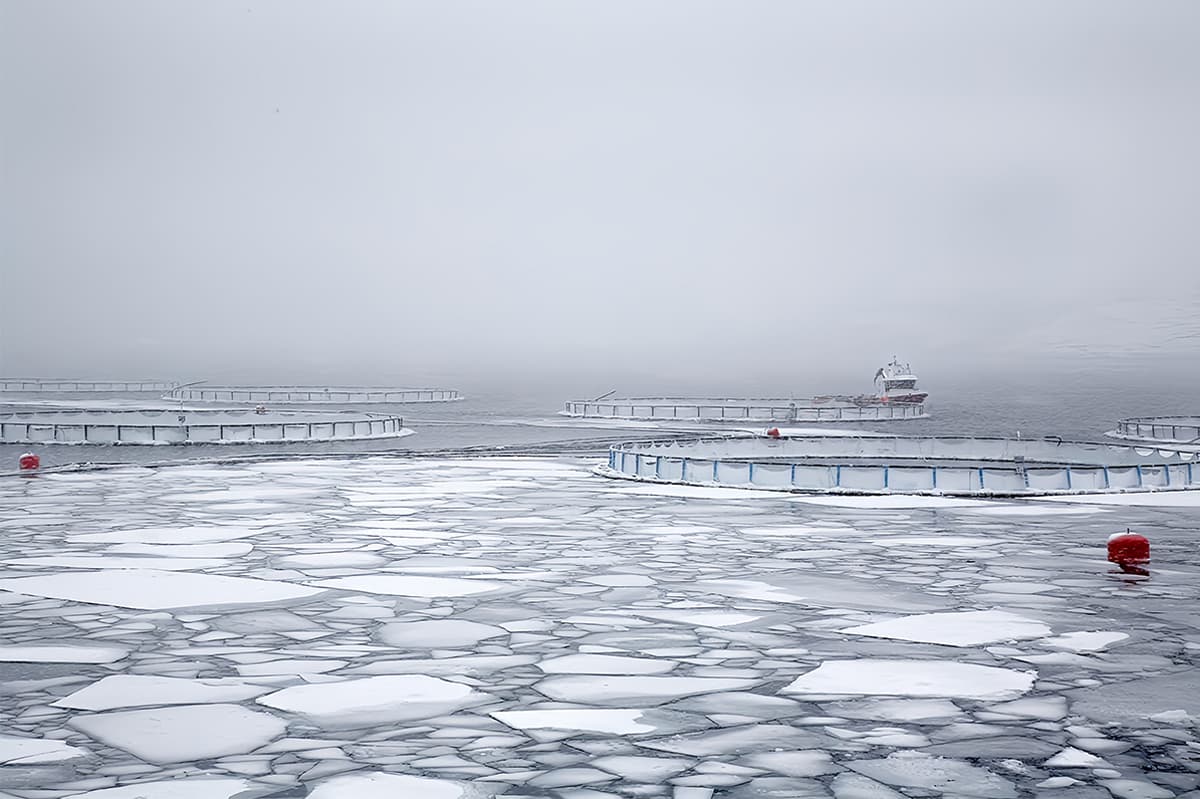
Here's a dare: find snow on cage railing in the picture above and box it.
[561,397,925,422]
[163,385,463,404]
[0,379,179,394]
[1108,416,1200,447]
[0,409,411,445]
[598,434,1200,495]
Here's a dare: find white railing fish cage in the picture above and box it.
[599,434,1200,496]
[562,397,925,423]
[1108,416,1200,447]
[0,409,411,445]
[164,385,462,404]
[0,379,178,394]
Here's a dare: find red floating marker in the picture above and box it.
[18,452,40,471]
[1107,531,1150,566]
[766,427,781,439]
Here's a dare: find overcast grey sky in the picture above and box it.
[2,1,1198,386]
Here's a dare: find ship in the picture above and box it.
[853,357,928,406]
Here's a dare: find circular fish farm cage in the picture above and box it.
[598,434,1200,496]
[0,378,177,395]
[1107,416,1200,447]
[0,409,411,445]
[562,397,926,423]
[164,385,462,404]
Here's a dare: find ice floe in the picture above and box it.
[0,735,89,765]
[0,644,128,663]
[840,610,1051,647]
[69,704,286,764]
[535,675,759,705]
[0,570,323,610]
[54,675,271,711]
[257,674,486,728]
[783,660,1035,700]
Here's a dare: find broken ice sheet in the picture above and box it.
[68,704,286,764]
[0,735,89,765]
[53,675,272,711]
[847,752,1017,798]
[0,644,128,664]
[783,660,1035,700]
[491,708,710,736]
[534,675,759,705]
[0,570,323,610]
[257,674,487,728]
[841,610,1051,647]
[307,772,506,798]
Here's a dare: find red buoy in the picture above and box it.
[18,453,40,472]
[1108,531,1150,566]
[766,427,781,439]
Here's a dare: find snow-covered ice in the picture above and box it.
[0,569,323,610]
[256,674,486,728]
[0,452,1196,797]
[841,610,1051,647]
[782,660,1036,700]
[68,704,286,764]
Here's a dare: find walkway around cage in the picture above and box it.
[562,397,925,423]
[0,409,411,445]
[598,434,1200,496]
[164,385,462,404]
[1107,416,1200,447]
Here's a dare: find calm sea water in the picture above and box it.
[3,358,1198,471]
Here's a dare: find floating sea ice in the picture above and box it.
[274,552,390,569]
[107,542,253,557]
[537,654,676,675]
[841,611,1051,647]
[983,696,1067,721]
[0,644,128,664]
[591,755,694,782]
[54,675,271,711]
[310,575,506,598]
[822,699,962,722]
[742,750,840,777]
[692,579,807,603]
[257,675,485,729]
[1040,631,1128,652]
[831,772,905,798]
[70,526,264,544]
[873,536,998,547]
[69,704,286,764]
[1,555,231,571]
[1098,779,1176,799]
[1043,747,1109,768]
[0,570,323,610]
[847,752,1017,798]
[582,574,656,587]
[629,609,761,628]
[235,659,348,676]
[0,735,89,765]
[492,709,655,735]
[60,777,270,798]
[376,619,506,648]
[534,676,758,706]
[344,655,538,676]
[640,724,826,756]
[307,771,505,798]
[782,660,1034,701]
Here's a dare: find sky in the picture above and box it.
[2,1,1199,389]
